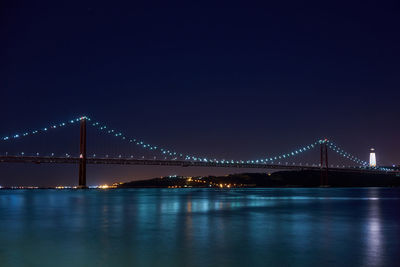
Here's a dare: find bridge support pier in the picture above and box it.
[78,117,87,189]
[320,140,328,186]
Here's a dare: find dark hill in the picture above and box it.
[119,170,400,188]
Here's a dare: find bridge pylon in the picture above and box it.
[78,117,87,189]
[320,139,329,186]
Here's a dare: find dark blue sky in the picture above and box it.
[1,2,399,186]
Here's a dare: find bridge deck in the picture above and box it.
[0,156,396,174]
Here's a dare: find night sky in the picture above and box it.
[1,2,399,186]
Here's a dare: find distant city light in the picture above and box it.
[98,184,112,189]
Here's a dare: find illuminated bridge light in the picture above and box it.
[0,115,373,169]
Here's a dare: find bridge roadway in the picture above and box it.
[0,156,396,175]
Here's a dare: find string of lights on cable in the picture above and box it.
[1,116,90,141]
[0,115,375,167]
[88,118,326,164]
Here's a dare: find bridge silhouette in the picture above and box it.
[0,116,397,188]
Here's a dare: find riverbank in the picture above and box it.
[119,170,400,188]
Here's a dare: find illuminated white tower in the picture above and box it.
[369,148,376,167]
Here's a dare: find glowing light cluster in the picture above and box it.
[97,184,117,189]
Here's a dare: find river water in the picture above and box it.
[0,188,399,267]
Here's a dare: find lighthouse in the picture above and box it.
[369,148,376,167]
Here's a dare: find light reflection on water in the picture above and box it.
[0,188,399,267]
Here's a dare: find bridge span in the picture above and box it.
[1,116,398,188]
[0,155,395,175]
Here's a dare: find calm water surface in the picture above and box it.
[0,188,399,267]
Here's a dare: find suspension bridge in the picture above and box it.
[0,116,397,188]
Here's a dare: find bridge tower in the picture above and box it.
[320,140,329,186]
[369,148,376,167]
[78,117,87,188]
